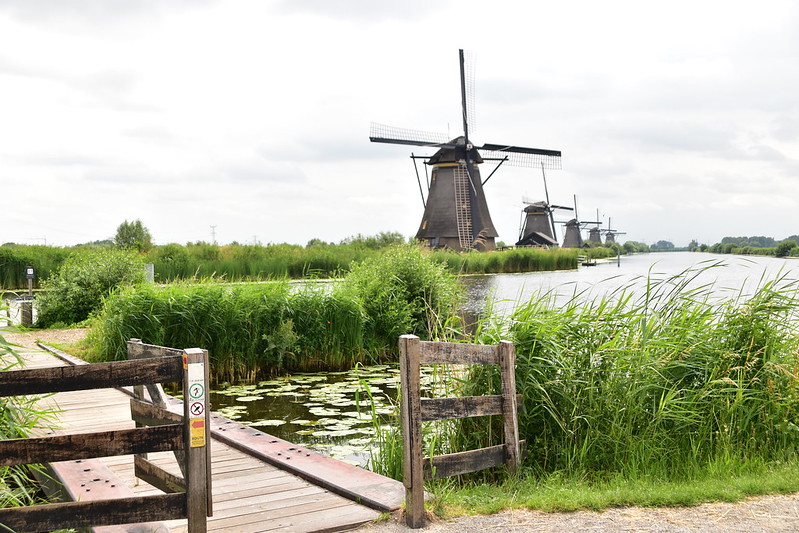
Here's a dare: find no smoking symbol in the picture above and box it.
[190,402,205,416]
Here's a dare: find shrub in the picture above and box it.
[338,244,459,353]
[776,240,797,258]
[35,248,146,327]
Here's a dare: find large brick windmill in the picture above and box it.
[370,50,561,252]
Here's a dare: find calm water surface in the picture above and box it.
[460,252,799,316]
[213,252,799,463]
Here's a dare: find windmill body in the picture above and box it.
[370,50,561,252]
[588,226,602,244]
[516,202,558,246]
[561,219,585,248]
[603,217,626,245]
[416,138,498,251]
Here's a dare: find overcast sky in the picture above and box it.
[2,0,797,248]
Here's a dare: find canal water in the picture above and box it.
[211,252,799,464]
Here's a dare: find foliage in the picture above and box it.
[114,219,153,252]
[87,245,457,381]
[338,231,407,249]
[775,240,797,258]
[623,241,651,254]
[722,235,778,248]
[446,264,799,483]
[35,248,146,327]
[651,240,675,250]
[339,244,459,353]
[0,335,53,508]
[0,244,70,289]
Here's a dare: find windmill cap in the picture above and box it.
[428,136,484,165]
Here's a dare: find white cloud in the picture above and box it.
[1,0,798,248]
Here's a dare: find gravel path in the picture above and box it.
[360,493,799,532]
[1,327,88,350]
[4,328,799,531]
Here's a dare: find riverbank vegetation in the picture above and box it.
[2,233,619,290]
[86,244,460,382]
[707,236,799,258]
[385,262,799,513]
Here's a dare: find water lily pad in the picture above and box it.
[249,419,286,427]
[236,395,264,402]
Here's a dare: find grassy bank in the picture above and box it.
[362,263,799,513]
[1,238,624,290]
[87,244,459,382]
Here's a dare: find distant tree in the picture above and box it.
[775,240,797,258]
[688,239,699,251]
[699,243,708,252]
[340,232,405,249]
[115,219,153,252]
[721,236,776,248]
[305,237,327,248]
[651,240,675,250]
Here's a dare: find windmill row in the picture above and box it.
[370,49,623,252]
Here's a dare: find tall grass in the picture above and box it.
[502,266,796,479]
[0,245,70,290]
[372,264,799,484]
[429,247,606,274]
[0,334,54,508]
[88,244,459,382]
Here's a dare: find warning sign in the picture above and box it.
[190,401,205,416]
[187,361,207,448]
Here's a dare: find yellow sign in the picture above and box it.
[190,418,206,447]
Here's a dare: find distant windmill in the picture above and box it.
[561,196,600,248]
[370,50,561,252]
[516,164,572,247]
[603,217,626,244]
[586,209,603,245]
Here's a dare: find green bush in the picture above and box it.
[338,244,459,353]
[35,249,146,327]
[776,240,797,258]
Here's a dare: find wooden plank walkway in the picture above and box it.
[10,345,403,533]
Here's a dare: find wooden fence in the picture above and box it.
[0,341,212,533]
[399,335,523,528]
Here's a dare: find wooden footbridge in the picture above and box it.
[1,341,404,533]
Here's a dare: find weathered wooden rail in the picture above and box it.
[399,335,524,528]
[1,339,404,532]
[0,347,212,533]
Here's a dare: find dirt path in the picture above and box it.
[361,492,799,532]
[1,327,88,350]
[4,327,799,531]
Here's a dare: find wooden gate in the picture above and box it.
[399,334,523,528]
[0,343,212,533]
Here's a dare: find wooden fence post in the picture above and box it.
[499,340,520,473]
[399,334,424,529]
[183,348,211,533]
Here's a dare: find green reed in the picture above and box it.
[463,264,799,481]
[88,244,460,383]
[0,334,55,508]
[366,262,799,484]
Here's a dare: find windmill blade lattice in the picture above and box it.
[369,123,452,148]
